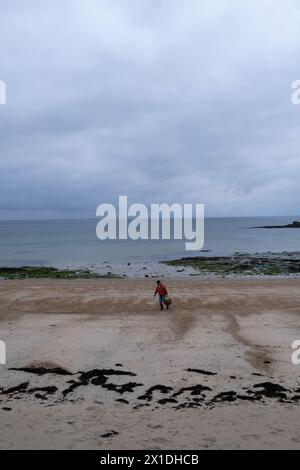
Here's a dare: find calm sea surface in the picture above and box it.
[0,216,299,270]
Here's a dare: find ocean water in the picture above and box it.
[0,217,299,273]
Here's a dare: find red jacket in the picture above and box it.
[155,283,168,296]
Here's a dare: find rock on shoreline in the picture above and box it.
[0,266,120,280]
[252,220,300,229]
[162,252,300,276]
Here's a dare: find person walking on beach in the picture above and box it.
[154,280,169,310]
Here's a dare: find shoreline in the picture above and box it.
[1,251,300,280]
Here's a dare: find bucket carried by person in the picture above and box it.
[163,296,172,306]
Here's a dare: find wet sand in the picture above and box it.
[0,278,300,449]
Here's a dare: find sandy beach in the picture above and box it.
[0,278,300,449]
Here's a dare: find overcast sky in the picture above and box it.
[0,0,300,219]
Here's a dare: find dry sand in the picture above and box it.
[0,278,300,449]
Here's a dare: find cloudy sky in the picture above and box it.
[0,0,300,219]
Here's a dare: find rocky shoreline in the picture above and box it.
[0,266,120,280]
[162,252,300,276]
[2,252,300,279]
[252,220,300,229]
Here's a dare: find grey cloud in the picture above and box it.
[0,0,300,218]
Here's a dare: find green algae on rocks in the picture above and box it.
[0,266,119,280]
[161,253,300,276]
